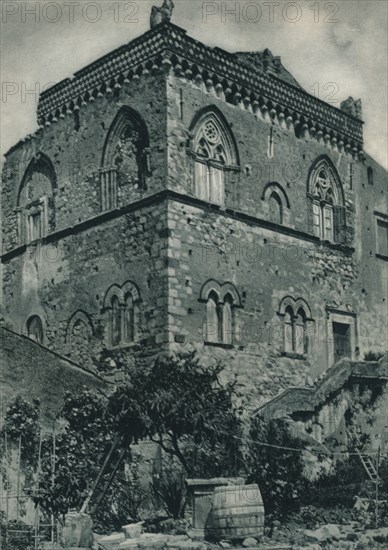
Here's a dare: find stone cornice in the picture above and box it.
[35,23,364,157]
[1,189,355,263]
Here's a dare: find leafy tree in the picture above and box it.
[108,350,244,477]
[0,396,40,464]
[32,390,121,522]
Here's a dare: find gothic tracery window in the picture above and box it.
[309,159,345,243]
[101,108,150,211]
[190,110,238,205]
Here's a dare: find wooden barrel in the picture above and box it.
[209,484,265,541]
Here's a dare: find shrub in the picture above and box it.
[245,416,310,522]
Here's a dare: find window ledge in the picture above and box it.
[204,341,234,349]
[106,342,138,351]
[281,351,307,360]
[376,253,388,261]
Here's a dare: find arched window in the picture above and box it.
[223,294,234,345]
[294,308,307,355]
[123,293,135,344]
[308,158,345,243]
[101,107,150,211]
[17,155,56,244]
[269,192,283,224]
[190,109,238,205]
[284,307,294,353]
[111,295,121,347]
[206,291,220,343]
[65,310,94,364]
[27,315,43,344]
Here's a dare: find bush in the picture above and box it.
[245,416,310,522]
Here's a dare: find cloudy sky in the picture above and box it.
[1,0,387,168]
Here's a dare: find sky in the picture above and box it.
[1,0,387,168]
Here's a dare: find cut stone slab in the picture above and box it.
[60,511,94,548]
[99,532,126,549]
[304,524,341,542]
[118,542,140,549]
[122,523,143,539]
[242,537,258,547]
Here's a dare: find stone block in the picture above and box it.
[60,511,94,548]
[122,523,143,539]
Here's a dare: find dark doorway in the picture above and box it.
[333,322,351,364]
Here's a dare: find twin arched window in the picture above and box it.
[190,110,238,206]
[104,282,139,348]
[201,281,241,346]
[308,159,345,242]
[284,306,307,355]
[279,297,312,357]
[206,291,234,345]
[111,293,135,347]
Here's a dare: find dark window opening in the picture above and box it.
[333,322,351,364]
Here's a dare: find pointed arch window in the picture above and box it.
[17,155,56,244]
[206,291,221,343]
[101,108,150,211]
[309,160,345,243]
[111,295,121,347]
[222,294,234,345]
[190,110,238,205]
[27,315,44,344]
[284,307,294,353]
[123,293,135,344]
[294,308,307,355]
[269,192,283,224]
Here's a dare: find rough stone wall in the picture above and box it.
[1,72,168,253]
[0,326,107,428]
[1,72,171,366]
[1,201,170,361]
[166,73,357,239]
[355,154,388,354]
[163,74,387,405]
[0,56,386,410]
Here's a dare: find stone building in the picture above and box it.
[1,14,387,412]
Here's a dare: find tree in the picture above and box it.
[108,350,244,477]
